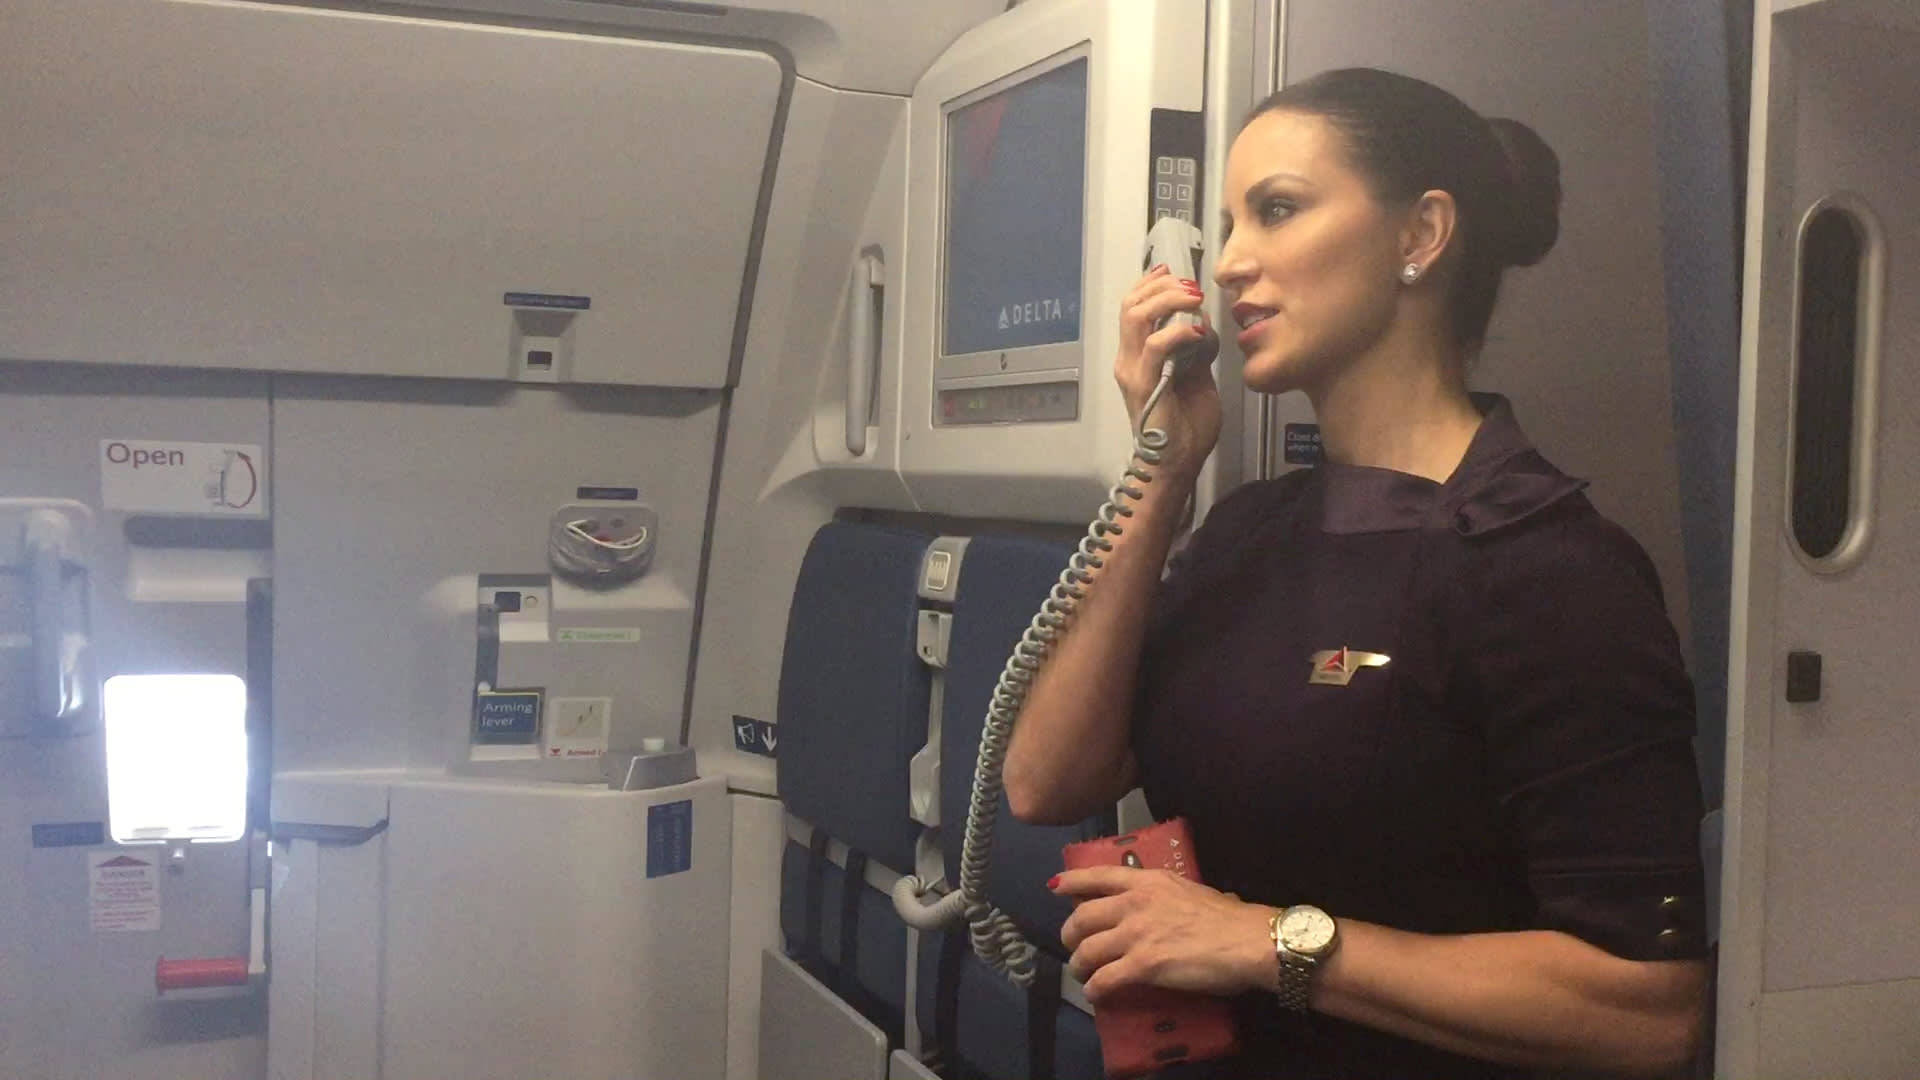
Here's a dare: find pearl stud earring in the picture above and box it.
[1401,262,1422,284]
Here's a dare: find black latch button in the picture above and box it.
[1786,651,1822,703]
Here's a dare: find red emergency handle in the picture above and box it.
[155,956,249,993]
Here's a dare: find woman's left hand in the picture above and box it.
[1052,867,1275,1005]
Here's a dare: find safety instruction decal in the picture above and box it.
[89,851,161,932]
[546,697,610,758]
[101,439,268,517]
[647,800,694,879]
[732,716,777,758]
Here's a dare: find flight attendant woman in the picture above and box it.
[1004,68,1710,1078]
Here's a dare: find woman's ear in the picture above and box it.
[1402,190,1458,275]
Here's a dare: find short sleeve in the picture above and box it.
[1453,505,1709,962]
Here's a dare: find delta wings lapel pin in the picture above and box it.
[1308,646,1391,687]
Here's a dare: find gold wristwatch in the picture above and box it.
[1269,904,1339,1012]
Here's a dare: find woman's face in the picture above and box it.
[1214,109,1411,395]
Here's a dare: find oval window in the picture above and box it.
[1789,199,1879,567]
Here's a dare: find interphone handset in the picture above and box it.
[1142,214,1215,378]
[955,221,1220,988]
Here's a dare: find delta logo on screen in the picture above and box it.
[996,296,1074,330]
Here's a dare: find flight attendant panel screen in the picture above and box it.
[940,56,1088,358]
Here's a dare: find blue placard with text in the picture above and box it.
[33,821,106,848]
[474,691,542,743]
[647,800,694,879]
[1284,424,1325,466]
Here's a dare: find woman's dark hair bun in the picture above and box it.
[1484,117,1561,268]
[1247,69,1562,344]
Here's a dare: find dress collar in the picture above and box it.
[1312,393,1589,536]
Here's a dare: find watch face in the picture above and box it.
[1279,906,1337,956]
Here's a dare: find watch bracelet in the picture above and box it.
[1269,909,1316,1012]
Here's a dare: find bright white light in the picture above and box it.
[104,674,248,844]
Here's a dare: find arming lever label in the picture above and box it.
[101,439,267,517]
[475,690,542,744]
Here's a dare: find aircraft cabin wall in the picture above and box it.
[1281,0,1695,653]
[0,367,270,1080]
[0,1,1003,1079]
[686,77,921,1080]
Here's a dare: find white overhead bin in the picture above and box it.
[0,0,782,388]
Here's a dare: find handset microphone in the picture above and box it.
[1143,215,1220,376]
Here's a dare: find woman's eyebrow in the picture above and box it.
[1242,172,1315,207]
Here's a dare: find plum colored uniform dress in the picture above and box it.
[1132,395,1708,1079]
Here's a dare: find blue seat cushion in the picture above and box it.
[941,534,1115,954]
[778,521,932,874]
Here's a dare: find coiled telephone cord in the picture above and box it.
[957,364,1180,986]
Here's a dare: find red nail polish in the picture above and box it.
[1047,875,1061,890]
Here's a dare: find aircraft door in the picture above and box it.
[0,363,269,1080]
[1721,8,1920,1070]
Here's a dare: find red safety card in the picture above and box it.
[1061,818,1241,1078]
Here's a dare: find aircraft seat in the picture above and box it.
[929,533,1112,1079]
[768,521,935,1076]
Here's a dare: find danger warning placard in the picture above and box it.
[89,851,161,932]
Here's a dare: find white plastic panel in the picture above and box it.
[807,102,915,506]
[1720,5,1920,1075]
[889,1050,943,1080]
[0,0,780,388]
[270,381,716,774]
[381,776,731,1080]
[1755,978,1920,1075]
[267,830,389,1080]
[758,950,888,1080]
[1757,16,1920,996]
[687,79,912,802]
[266,770,395,1080]
[727,794,789,1080]
[896,0,1208,522]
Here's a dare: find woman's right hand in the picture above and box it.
[1114,266,1224,478]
